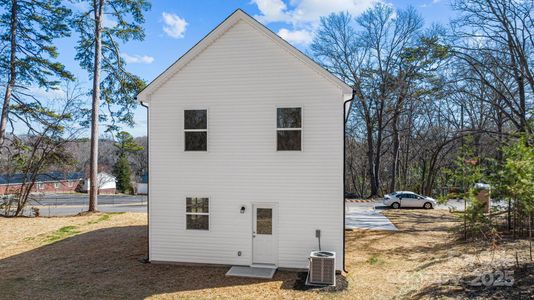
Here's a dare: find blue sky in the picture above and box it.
[48,0,455,137]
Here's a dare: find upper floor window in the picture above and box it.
[184,110,207,151]
[277,107,302,151]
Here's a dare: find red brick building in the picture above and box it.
[0,172,84,195]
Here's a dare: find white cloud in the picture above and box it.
[69,1,90,12]
[277,28,313,45]
[252,0,290,23]
[68,3,118,27]
[162,12,188,39]
[121,53,155,64]
[103,14,118,28]
[252,0,378,26]
[252,0,379,46]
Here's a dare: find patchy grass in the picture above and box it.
[367,255,383,265]
[45,226,80,243]
[85,212,125,225]
[0,210,531,299]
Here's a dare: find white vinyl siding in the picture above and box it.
[148,19,344,270]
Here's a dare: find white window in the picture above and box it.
[38,183,44,190]
[277,107,302,151]
[54,182,60,189]
[186,197,209,230]
[184,110,207,151]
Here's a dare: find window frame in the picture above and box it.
[276,106,303,152]
[185,196,210,231]
[184,109,208,152]
[38,182,44,190]
[54,182,60,189]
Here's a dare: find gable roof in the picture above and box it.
[137,9,353,103]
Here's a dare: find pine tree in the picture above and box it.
[0,0,73,148]
[112,131,142,194]
[113,154,132,194]
[496,136,534,260]
[114,131,144,156]
[72,0,150,211]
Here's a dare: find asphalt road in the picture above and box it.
[25,194,503,217]
[32,193,147,206]
[26,193,147,217]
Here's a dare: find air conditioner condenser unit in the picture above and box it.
[306,251,336,286]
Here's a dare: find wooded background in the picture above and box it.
[310,0,533,197]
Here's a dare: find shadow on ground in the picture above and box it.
[0,226,345,299]
[0,226,296,299]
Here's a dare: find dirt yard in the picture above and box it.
[0,210,532,299]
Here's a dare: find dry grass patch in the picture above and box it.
[0,210,531,299]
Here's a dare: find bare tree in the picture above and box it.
[451,0,534,133]
[312,5,442,196]
[1,83,84,216]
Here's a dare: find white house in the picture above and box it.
[81,172,116,194]
[136,174,148,195]
[137,9,353,271]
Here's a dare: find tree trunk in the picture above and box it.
[365,119,378,197]
[0,0,18,148]
[390,112,400,193]
[373,99,385,197]
[401,110,412,190]
[507,198,512,232]
[529,211,532,261]
[88,1,103,212]
[518,73,527,133]
[420,157,426,195]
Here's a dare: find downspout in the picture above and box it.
[343,91,355,273]
[140,100,150,263]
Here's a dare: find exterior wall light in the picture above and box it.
[240,206,246,214]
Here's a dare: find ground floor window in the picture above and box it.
[186,197,209,230]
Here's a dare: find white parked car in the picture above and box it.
[383,191,437,209]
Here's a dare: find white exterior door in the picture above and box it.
[252,204,277,265]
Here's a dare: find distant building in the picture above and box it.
[80,172,116,194]
[136,174,148,195]
[0,172,84,195]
